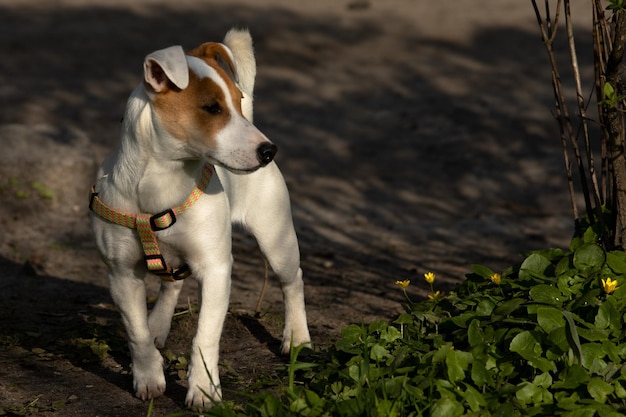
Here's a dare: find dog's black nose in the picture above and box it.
[257,142,278,166]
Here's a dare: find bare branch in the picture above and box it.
[565,0,603,220]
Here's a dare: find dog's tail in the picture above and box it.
[224,28,256,99]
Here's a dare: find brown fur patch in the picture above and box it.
[153,68,241,153]
[188,43,244,116]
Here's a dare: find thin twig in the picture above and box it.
[255,258,270,313]
[593,0,609,203]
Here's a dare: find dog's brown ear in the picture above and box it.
[189,43,239,85]
[144,45,189,93]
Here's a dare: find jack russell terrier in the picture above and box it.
[89,28,311,410]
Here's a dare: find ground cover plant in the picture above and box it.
[197,219,626,417]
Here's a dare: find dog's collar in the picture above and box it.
[89,164,213,281]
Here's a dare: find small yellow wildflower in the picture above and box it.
[424,272,436,284]
[601,277,619,294]
[428,290,443,300]
[490,273,501,285]
[395,280,411,289]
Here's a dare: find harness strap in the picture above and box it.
[89,164,213,282]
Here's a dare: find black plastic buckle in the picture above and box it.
[89,190,98,212]
[145,254,169,274]
[172,264,192,281]
[150,209,176,231]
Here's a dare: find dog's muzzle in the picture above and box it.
[257,143,278,166]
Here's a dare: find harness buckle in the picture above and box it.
[150,209,176,231]
[89,190,99,212]
[145,254,169,274]
[172,264,192,281]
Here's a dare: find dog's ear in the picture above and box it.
[223,29,256,98]
[144,45,189,94]
[188,43,239,85]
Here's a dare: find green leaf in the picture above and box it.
[476,298,496,317]
[461,383,486,411]
[615,380,626,398]
[537,306,566,333]
[557,274,575,298]
[467,319,484,347]
[534,372,553,388]
[450,311,476,328]
[563,311,583,364]
[555,390,581,409]
[606,251,626,274]
[259,394,283,417]
[470,264,495,280]
[433,342,453,363]
[595,297,621,331]
[430,397,464,417]
[553,364,590,389]
[519,253,552,280]
[338,324,363,350]
[547,326,570,353]
[530,285,564,306]
[581,343,605,371]
[510,331,556,373]
[602,340,621,363]
[341,324,363,341]
[588,377,613,403]
[492,298,525,320]
[446,349,470,383]
[368,320,387,334]
[516,381,549,405]
[470,360,490,387]
[555,256,573,276]
[347,364,360,383]
[605,81,616,98]
[369,344,389,362]
[573,244,606,272]
[380,325,402,343]
[576,325,609,342]
[394,313,413,325]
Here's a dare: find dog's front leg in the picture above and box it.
[109,266,166,400]
[185,262,231,410]
[148,279,185,348]
[238,164,311,354]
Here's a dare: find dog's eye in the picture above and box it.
[202,103,222,115]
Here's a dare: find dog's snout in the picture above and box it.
[257,143,278,166]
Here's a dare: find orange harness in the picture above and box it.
[89,164,213,282]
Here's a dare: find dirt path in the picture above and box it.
[0,0,590,415]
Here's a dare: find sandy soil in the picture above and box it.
[0,0,593,415]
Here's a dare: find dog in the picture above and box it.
[89,28,311,410]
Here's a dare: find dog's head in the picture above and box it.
[141,32,276,173]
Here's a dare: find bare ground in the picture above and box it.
[0,0,592,415]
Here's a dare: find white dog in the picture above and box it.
[89,28,311,410]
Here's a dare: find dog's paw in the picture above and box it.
[185,383,222,411]
[133,371,166,401]
[132,352,166,400]
[280,328,312,355]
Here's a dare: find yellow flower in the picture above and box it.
[428,290,443,300]
[490,273,501,285]
[601,277,619,294]
[424,272,436,284]
[395,279,410,289]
